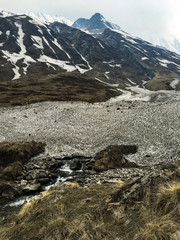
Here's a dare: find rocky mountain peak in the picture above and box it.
[90,12,105,21]
[72,13,121,34]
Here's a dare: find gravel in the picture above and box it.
[0,90,180,167]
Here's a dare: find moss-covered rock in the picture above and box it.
[0,141,45,199]
[0,141,45,166]
[93,145,138,171]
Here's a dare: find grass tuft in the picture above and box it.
[135,216,176,240]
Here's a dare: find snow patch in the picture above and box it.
[170,78,180,89]
[52,38,71,59]
[109,63,122,68]
[126,38,137,44]
[46,62,56,70]
[29,18,46,27]
[157,58,180,70]
[95,77,119,87]
[12,64,21,80]
[108,86,151,102]
[75,65,89,74]
[108,84,180,103]
[111,29,140,42]
[52,38,63,50]
[141,57,148,61]
[159,62,168,68]
[6,30,10,36]
[104,73,109,79]
[37,27,43,35]
[38,55,76,72]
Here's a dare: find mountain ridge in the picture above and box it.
[0,10,180,91]
[72,12,121,34]
[1,9,180,56]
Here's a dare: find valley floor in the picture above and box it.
[0,89,180,167]
[0,89,180,240]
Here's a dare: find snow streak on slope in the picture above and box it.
[2,22,35,79]
[69,44,92,74]
[37,55,76,72]
[32,36,44,49]
[52,38,71,59]
[157,58,180,71]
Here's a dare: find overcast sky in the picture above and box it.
[1,0,180,39]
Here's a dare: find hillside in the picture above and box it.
[0,162,180,240]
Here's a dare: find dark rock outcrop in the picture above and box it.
[93,145,138,171]
[0,141,45,199]
[0,141,45,181]
[70,160,82,170]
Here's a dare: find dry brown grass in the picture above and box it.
[18,199,36,218]
[159,182,180,203]
[135,217,176,240]
[0,72,119,107]
[0,163,180,240]
[134,206,177,240]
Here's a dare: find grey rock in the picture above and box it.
[22,183,41,193]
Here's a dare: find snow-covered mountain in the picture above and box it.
[0,11,180,91]
[0,14,93,81]
[72,13,121,34]
[147,36,180,55]
[0,9,16,17]
[72,13,180,56]
[0,9,73,26]
[1,9,180,57]
[27,12,73,26]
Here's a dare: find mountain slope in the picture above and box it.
[52,21,180,90]
[0,12,180,91]
[0,15,92,81]
[98,28,180,90]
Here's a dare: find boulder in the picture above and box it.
[93,145,138,171]
[70,161,82,170]
[0,141,45,182]
[0,182,18,199]
[22,183,41,193]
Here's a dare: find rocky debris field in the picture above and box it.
[0,90,179,166]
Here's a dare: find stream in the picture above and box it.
[0,160,86,219]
